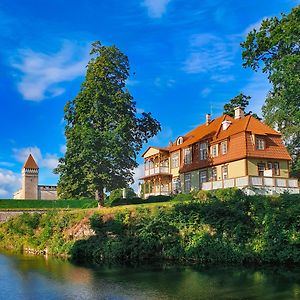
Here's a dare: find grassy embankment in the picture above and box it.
[0,199,97,210]
[0,189,299,265]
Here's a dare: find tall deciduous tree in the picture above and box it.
[55,41,161,204]
[241,6,300,177]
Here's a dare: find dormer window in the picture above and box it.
[176,136,184,145]
[256,137,265,150]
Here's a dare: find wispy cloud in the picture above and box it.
[10,40,90,101]
[13,146,59,170]
[183,33,238,74]
[0,169,21,198]
[142,0,171,18]
[200,87,212,97]
[211,74,235,83]
[243,16,270,36]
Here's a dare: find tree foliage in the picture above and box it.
[223,93,251,117]
[55,41,161,203]
[241,6,300,177]
[223,93,261,119]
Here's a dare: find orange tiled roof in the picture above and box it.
[23,154,39,169]
[146,114,291,163]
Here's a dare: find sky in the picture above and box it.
[0,0,299,198]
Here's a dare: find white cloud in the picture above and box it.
[12,146,59,170]
[184,34,238,74]
[201,87,212,97]
[136,107,145,114]
[0,169,21,198]
[11,40,90,101]
[60,144,67,154]
[211,74,235,83]
[243,16,270,36]
[154,77,176,88]
[131,164,144,195]
[142,0,171,18]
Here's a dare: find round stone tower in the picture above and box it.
[21,154,39,200]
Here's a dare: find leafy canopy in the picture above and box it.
[223,93,260,119]
[241,6,300,177]
[55,41,161,202]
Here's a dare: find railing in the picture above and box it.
[144,166,169,177]
[201,176,299,191]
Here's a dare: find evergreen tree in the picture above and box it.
[55,41,161,204]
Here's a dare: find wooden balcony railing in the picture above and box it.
[144,166,169,177]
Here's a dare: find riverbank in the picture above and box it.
[0,190,299,265]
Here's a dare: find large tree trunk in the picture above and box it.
[95,188,104,208]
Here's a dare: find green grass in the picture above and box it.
[0,199,97,210]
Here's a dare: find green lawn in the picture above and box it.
[0,199,97,210]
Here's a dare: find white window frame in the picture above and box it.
[221,141,228,155]
[199,142,208,160]
[212,167,217,181]
[171,152,179,168]
[184,147,192,164]
[256,137,265,150]
[211,145,218,157]
[222,165,228,179]
[200,170,207,183]
[274,162,280,176]
[184,173,191,193]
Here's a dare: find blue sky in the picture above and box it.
[0,0,298,197]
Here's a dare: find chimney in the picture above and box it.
[234,107,245,119]
[206,114,211,126]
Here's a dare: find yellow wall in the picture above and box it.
[143,148,160,158]
[247,159,289,178]
[228,159,246,178]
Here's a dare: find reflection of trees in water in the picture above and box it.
[0,252,299,300]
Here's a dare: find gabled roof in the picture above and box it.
[141,146,169,157]
[23,154,39,169]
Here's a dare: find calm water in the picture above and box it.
[0,252,299,300]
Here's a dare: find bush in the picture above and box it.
[172,193,193,202]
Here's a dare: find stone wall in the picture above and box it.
[0,211,45,223]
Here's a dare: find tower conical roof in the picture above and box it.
[23,154,39,169]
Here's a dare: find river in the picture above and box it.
[0,252,299,300]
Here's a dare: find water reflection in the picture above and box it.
[0,251,299,300]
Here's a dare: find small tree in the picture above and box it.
[223,93,261,119]
[55,41,161,204]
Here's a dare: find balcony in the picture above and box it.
[144,166,170,177]
[201,176,299,195]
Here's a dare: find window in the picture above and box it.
[256,137,265,150]
[184,173,191,193]
[200,170,207,183]
[171,152,179,168]
[222,165,228,179]
[145,160,149,170]
[274,162,280,176]
[258,163,265,176]
[149,160,154,169]
[176,136,183,145]
[172,177,181,193]
[200,142,208,160]
[267,162,273,170]
[212,167,217,181]
[184,147,192,164]
[221,141,228,155]
[211,145,218,157]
